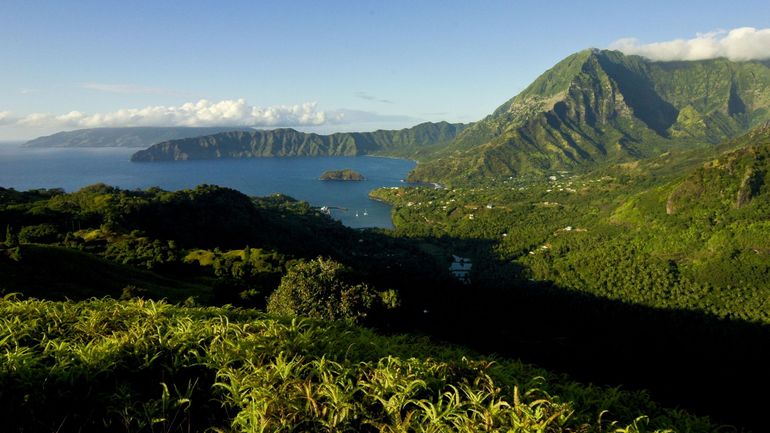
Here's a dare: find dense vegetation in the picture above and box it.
[0,183,448,311]
[366,124,770,431]
[267,257,379,322]
[373,125,770,323]
[0,297,719,433]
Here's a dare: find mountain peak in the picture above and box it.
[409,49,770,183]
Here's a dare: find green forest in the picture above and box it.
[371,129,770,323]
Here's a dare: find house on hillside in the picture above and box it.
[449,255,472,284]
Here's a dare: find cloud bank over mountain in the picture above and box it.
[5,99,333,130]
[0,99,426,140]
[610,27,770,62]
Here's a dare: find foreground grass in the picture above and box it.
[0,298,719,432]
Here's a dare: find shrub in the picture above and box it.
[18,224,61,244]
[267,257,374,322]
[4,225,18,248]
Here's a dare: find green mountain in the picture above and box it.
[408,49,770,182]
[23,126,249,148]
[130,121,467,161]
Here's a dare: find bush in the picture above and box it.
[104,237,181,270]
[267,257,374,322]
[18,224,61,244]
[120,284,148,300]
[4,225,18,248]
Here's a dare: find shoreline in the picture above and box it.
[362,154,419,164]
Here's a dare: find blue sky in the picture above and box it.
[1,0,769,140]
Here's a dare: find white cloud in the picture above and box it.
[0,111,15,126]
[610,27,770,62]
[7,99,335,129]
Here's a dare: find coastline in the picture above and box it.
[363,154,419,164]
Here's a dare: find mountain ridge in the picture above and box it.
[23,126,250,148]
[130,121,468,161]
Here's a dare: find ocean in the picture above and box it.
[0,145,416,229]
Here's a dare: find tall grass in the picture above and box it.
[0,297,720,432]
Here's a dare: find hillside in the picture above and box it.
[130,121,467,161]
[0,183,449,310]
[373,123,770,323]
[23,126,249,148]
[666,122,770,214]
[363,122,770,431]
[408,50,770,182]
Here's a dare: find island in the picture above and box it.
[319,169,365,181]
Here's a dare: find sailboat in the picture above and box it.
[355,211,359,217]
[363,209,368,216]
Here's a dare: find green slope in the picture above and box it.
[370,123,770,324]
[666,122,770,214]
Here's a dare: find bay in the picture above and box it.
[0,145,415,229]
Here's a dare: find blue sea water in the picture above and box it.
[0,145,415,229]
